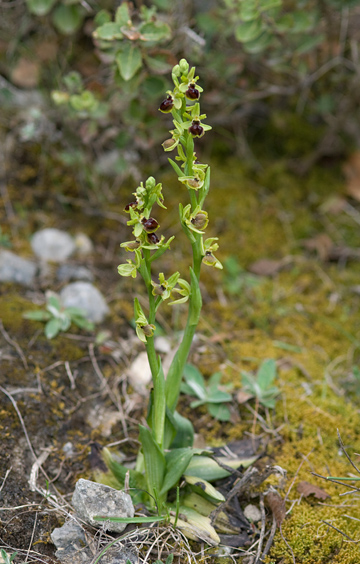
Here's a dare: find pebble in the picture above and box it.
[60,282,109,322]
[74,232,93,256]
[0,250,37,286]
[31,228,76,262]
[56,264,94,282]
[72,479,134,533]
[243,504,262,523]
[51,520,138,564]
[127,351,152,395]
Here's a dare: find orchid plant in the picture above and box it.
[95,60,255,543]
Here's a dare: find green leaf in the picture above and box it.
[160,448,194,496]
[47,294,61,311]
[71,316,94,331]
[115,2,131,27]
[183,475,225,502]
[152,361,166,448]
[240,0,258,21]
[235,19,263,43]
[139,425,165,505]
[116,44,142,81]
[93,22,123,40]
[185,455,256,481]
[94,515,165,524]
[23,310,51,321]
[139,21,171,43]
[183,364,206,399]
[52,4,84,34]
[259,0,282,8]
[45,318,61,339]
[243,31,273,54]
[257,359,276,389]
[144,55,172,75]
[168,158,185,178]
[25,0,57,16]
[206,388,232,403]
[170,411,194,448]
[207,402,231,421]
[102,448,146,491]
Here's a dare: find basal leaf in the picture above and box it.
[23,310,51,321]
[139,425,165,504]
[170,411,194,448]
[160,448,194,496]
[116,44,142,81]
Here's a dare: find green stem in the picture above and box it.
[142,249,159,379]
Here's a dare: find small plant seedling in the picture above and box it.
[23,292,94,339]
[241,359,279,409]
[181,364,233,421]
[223,255,261,295]
[0,549,18,564]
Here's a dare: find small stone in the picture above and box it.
[60,282,109,323]
[56,264,94,282]
[72,479,134,533]
[243,504,262,523]
[0,250,37,286]
[74,233,93,256]
[127,351,152,395]
[31,228,76,262]
[51,520,93,564]
[154,336,171,354]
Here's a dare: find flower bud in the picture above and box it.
[191,212,208,229]
[185,82,200,100]
[124,201,137,212]
[189,120,204,138]
[146,176,156,189]
[147,232,160,244]
[142,217,159,233]
[141,324,155,337]
[179,59,189,74]
[172,64,180,77]
[159,96,174,113]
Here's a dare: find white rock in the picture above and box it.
[0,250,37,286]
[154,336,171,354]
[60,282,109,323]
[31,228,76,262]
[74,233,93,256]
[243,504,262,523]
[128,351,152,395]
[72,479,134,533]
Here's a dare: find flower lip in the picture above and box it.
[189,120,204,138]
[147,232,160,244]
[191,212,208,229]
[141,217,159,233]
[124,201,137,212]
[159,96,174,113]
[185,82,200,100]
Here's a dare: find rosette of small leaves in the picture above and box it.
[23,293,94,339]
[241,359,279,409]
[181,364,233,421]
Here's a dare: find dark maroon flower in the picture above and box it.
[189,120,204,138]
[185,83,200,100]
[142,217,159,233]
[159,96,174,113]
[124,201,137,212]
[147,232,160,244]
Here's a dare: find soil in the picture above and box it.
[1,147,360,564]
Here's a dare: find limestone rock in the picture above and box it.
[31,228,76,262]
[72,479,134,533]
[60,282,109,323]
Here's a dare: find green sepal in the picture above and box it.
[168,158,185,178]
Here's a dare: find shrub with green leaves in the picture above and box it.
[25,0,86,34]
